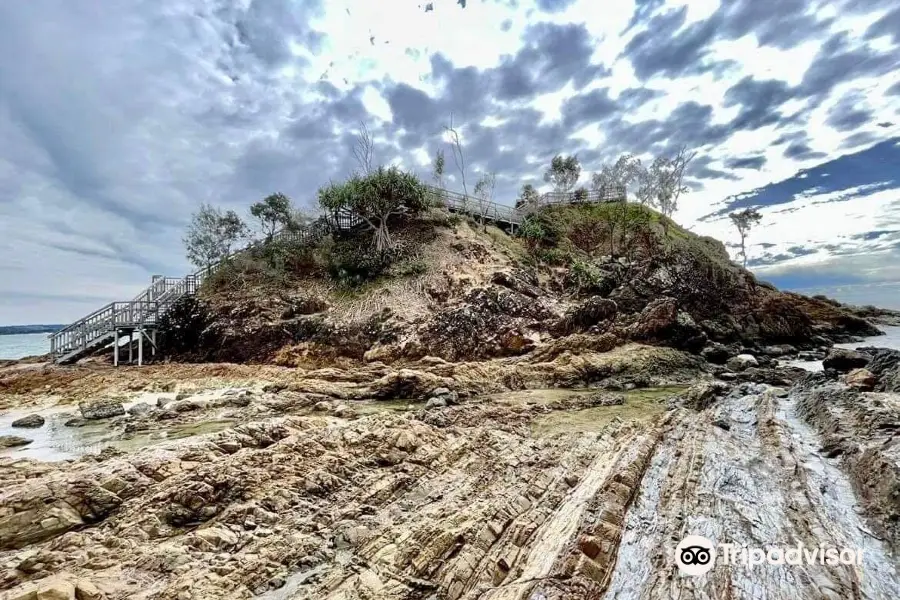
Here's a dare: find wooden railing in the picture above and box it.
[429,186,521,225]
[538,185,626,206]
[49,183,624,361]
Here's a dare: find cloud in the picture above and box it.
[534,0,577,14]
[784,142,828,160]
[0,0,898,324]
[724,156,767,170]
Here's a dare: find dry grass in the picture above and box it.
[316,220,521,326]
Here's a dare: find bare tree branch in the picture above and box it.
[352,121,375,175]
[444,113,469,203]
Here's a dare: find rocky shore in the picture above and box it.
[3,213,900,599]
[0,333,898,599]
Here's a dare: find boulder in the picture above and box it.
[856,347,900,379]
[700,342,731,365]
[844,368,877,391]
[0,435,33,448]
[680,381,730,410]
[11,414,45,428]
[332,404,356,418]
[822,348,869,373]
[557,297,618,333]
[763,344,797,357]
[79,399,125,420]
[424,397,447,410]
[428,387,458,405]
[626,298,706,352]
[126,403,153,417]
[195,526,238,548]
[726,354,758,372]
[36,579,76,600]
[3,575,106,600]
[74,579,104,600]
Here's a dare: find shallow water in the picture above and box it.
[776,395,900,598]
[530,386,685,436]
[785,325,900,372]
[0,333,49,360]
[0,406,235,461]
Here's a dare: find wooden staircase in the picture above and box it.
[49,184,625,365]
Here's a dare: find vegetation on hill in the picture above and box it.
[162,142,885,366]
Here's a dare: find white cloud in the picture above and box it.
[0,0,898,323]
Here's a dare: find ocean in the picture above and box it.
[0,333,51,360]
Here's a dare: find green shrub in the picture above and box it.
[390,257,428,277]
[318,166,428,253]
[536,247,570,266]
[325,238,393,288]
[569,259,605,293]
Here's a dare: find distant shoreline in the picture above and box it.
[0,325,64,336]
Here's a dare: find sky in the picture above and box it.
[0,0,898,325]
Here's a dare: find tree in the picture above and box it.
[516,183,541,211]
[648,146,696,233]
[634,165,656,206]
[444,114,469,202]
[250,193,293,239]
[590,154,645,254]
[573,187,589,203]
[543,154,581,194]
[591,154,642,200]
[317,166,428,254]
[183,204,249,271]
[432,149,445,188]
[473,171,496,230]
[729,207,763,267]
[352,121,375,175]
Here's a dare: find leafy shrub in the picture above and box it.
[573,187,589,203]
[318,166,428,253]
[568,260,615,295]
[390,258,429,277]
[156,296,216,359]
[326,238,393,288]
[536,247,570,266]
[519,216,553,252]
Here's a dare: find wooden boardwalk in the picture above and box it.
[49,184,624,365]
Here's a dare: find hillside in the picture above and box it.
[156,200,888,373]
[4,199,900,600]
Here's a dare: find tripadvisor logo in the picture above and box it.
[675,534,865,576]
[676,535,716,576]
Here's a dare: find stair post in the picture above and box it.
[113,329,119,367]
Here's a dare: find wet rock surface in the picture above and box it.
[0,363,897,599]
[10,415,44,429]
[78,400,125,421]
[792,355,900,554]
[0,435,32,448]
[822,348,870,372]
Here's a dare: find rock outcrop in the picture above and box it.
[0,435,32,448]
[10,415,44,428]
[78,400,125,420]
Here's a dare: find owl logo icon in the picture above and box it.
[675,535,716,576]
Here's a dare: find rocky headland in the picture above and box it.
[2,201,899,599]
